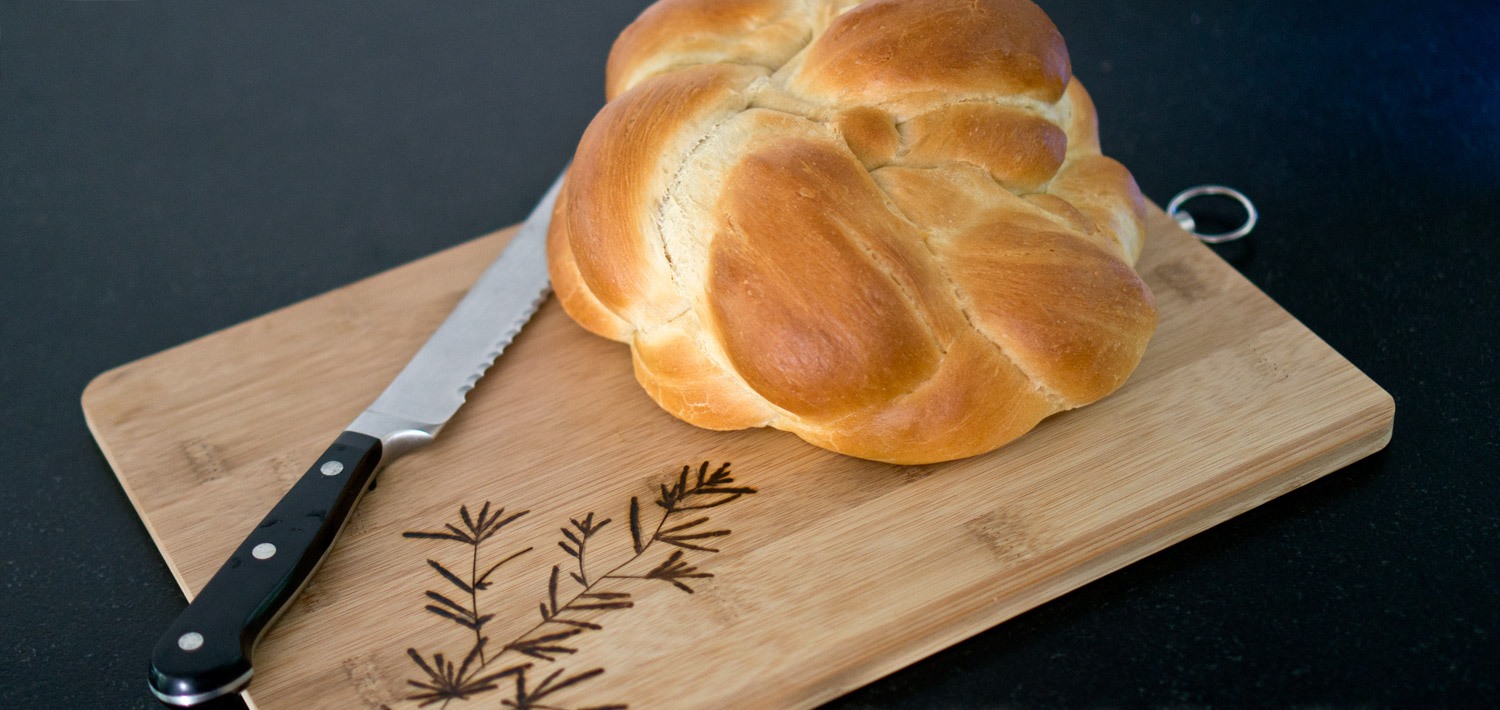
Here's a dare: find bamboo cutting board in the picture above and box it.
[84,206,1393,710]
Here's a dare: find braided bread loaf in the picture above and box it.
[546,0,1158,464]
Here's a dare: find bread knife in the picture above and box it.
[147,170,566,706]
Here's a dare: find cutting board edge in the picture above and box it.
[83,395,198,599]
[78,226,517,409]
[797,396,1393,708]
[79,227,520,598]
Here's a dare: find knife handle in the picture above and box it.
[147,432,383,706]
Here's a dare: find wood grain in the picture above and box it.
[83,206,1393,710]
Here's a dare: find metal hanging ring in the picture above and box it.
[1166,185,1258,244]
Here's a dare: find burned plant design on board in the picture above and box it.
[401,462,755,709]
[401,503,534,706]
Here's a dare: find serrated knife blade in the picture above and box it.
[146,169,566,707]
[348,172,563,454]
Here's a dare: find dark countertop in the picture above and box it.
[2,1,1495,707]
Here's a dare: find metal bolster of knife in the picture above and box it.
[347,409,440,460]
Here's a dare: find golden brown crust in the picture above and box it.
[787,0,1070,109]
[551,0,1157,464]
[557,63,765,327]
[796,334,1056,464]
[545,178,635,340]
[708,137,943,419]
[607,0,808,100]
[835,107,900,169]
[630,317,777,430]
[1048,154,1149,262]
[931,208,1158,405]
[901,103,1067,193]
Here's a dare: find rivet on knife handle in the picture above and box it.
[145,169,566,706]
[147,432,382,706]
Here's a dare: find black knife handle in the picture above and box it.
[147,431,383,706]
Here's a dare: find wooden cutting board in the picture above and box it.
[84,206,1393,710]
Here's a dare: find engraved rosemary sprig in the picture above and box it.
[402,503,533,706]
[400,462,756,709]
[404,640,527,707]
[499,462,755,663]
[502,667,625,710]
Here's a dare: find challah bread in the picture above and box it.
[546,0,1158,464]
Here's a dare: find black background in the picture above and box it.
[3,1,1497,707]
